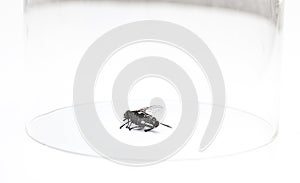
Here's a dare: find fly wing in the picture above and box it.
[144,105,165,120]
[135,106,150,113]
[135,105,164,120]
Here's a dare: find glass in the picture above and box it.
[24,0,284,162]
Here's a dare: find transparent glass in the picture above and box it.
[24,0,284,160]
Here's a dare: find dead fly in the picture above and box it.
[120,105,172,132]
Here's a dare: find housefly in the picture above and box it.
[120,105,172,132]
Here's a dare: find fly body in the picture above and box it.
[120,106,172,132]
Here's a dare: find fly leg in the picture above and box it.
[126,121,131,128]
[126,121,133,130]
[120,119,130,129]
[144,127,155,132]
[129,125,144,131]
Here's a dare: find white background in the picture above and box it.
[0,0,300,182]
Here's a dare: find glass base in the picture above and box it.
[26,101,277,160]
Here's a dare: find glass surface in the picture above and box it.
[24,0,284,160]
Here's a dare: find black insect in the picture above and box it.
[120,105,172,132]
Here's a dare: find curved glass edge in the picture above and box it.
[24,0,284,26]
